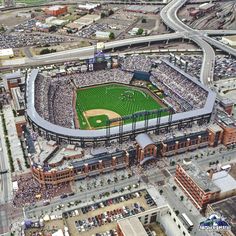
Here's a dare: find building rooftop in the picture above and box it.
[181,161,220,193]
[209,196,236,236]
[216,110,236,128]
[2,70,21,80]
[48,146,83,165]
[11,87,25,111]
[0,48,14,57]
[207,123,223,133]
[220,97,234,106]
[135,133,154,149]
[47,5,66,11]
[212,170,236,193]
[222,35,236,41]
[78,3,100,10]
[118,217,148,236]
[199,3,215,10]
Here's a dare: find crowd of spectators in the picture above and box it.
[0,32,73,49]
[121,55,155,72]
[151,61,208,112]
[13,174,71,207]
[34,68,133,129]
[72,69,133,88]
[33,56,211,129]
[35,75,74,129]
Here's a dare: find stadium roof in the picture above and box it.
[135,133,154,149]
[26,59,216,140]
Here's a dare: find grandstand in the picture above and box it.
[26,55,216,146]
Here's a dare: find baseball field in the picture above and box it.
[75,84,166,130]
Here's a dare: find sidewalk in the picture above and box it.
[0,109,13,203]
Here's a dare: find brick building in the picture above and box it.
[175,162,221,210]
[220,98,234,115]
[159,130,209,157]
[135,134,157,164]
[44,5,68,16]
[207,124,223,147]
[2,70,22,95]
[216,111,236,146]
[32,150,129,185]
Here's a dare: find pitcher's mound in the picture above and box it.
[96,120,102,123]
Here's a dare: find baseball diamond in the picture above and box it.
[76,83,166,129]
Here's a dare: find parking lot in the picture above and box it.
[65,190,155,236]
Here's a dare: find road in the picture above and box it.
[160,0,236,86]
[0,117,12,234]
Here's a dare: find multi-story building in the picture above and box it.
[2,70,22,95]
[216,110,236,146]
[175,162,221,210]
[31,146,130,186]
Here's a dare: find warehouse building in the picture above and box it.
[74,14,101,28]
[95,31,111,39]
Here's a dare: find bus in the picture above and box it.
[181,213,194,231]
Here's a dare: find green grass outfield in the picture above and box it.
[76,84,167,130]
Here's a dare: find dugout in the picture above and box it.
[133,71,151,81]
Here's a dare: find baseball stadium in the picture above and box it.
[26,54,216,146]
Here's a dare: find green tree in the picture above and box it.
[136,28,144,35]
[172,186,177,191]
[49,25,57,32]
[170,161,176,166]
[101,12,106,18]
[0,25,5,32]
[180,195,184,201]
[159,189,163,195]
[141,18,147,23]
[175,210,179,216]
[40,48,56,55]
[109,32,115,40]
[108,9,114,15]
